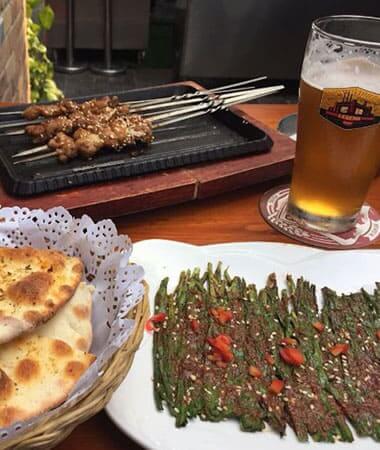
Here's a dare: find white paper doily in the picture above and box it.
[0,206,145,440]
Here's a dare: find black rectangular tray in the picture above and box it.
[0,84,273,197]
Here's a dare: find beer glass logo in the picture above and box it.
[320,87,380,129]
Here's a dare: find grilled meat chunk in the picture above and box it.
[22,96,121,120]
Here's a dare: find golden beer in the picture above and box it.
[288,17,380,232]
[289,76,380,222]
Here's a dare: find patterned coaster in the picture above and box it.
[260,185,380,249]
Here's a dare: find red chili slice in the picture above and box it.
[279,347,305,366]
[207,335,234,363]
[145,312,167,333]
[269,379,284,395]
[210,307,233,325]
[248,366,262,378]
[145,320,158,333]
[218,334,232,345]
[150,312,167,323]
[376,330,380,340]
[208,337,230,354]
[280,337,298,346]
[221,350,234,362]
[219,309,233,324]
[265,353,275,365]
[191,319,200,332]
[329,343,349,356]
[312,321,325,333]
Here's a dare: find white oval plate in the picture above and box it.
[106,239,379,450]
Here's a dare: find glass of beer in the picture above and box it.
[288,16,380,233]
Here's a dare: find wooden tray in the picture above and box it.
[0,82,295,219]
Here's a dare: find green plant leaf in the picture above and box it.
[28,0,42,10]
[27,1,62,102]
[38,5,54,30]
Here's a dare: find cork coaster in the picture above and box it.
[260,185,380,250]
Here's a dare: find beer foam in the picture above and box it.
[303,57,380,93]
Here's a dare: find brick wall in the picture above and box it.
[0,0,29,102]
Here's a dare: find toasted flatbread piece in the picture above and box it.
[0,335,95,428]
[0,247,83,344]
[37,282,94,352]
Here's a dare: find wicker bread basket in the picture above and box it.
[0,287,150,450]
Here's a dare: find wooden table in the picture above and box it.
[25,104,380,448]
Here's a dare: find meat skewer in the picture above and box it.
[13,85,284,164]
[0,95,214,136]
[1,86,270,137]
[24,103,130,143]
[0,76,268,120]
[0,97,125,135]
[23,95,220,143]
[21,93,197,121]
[25,85,282,144]
[18,114,154,163]
[13,104,213,162]
[13,110,204,164]
[23,96,120,120]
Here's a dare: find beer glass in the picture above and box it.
[288,16,380,233]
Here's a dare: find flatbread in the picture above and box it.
[0,247,83,344]
[0,335,95,427]
[37,282,94,352]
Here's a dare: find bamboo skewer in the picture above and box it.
[123,84,267,108]
[96,76,268,107]
[139,87,271,117]
[0,119,41,131]
[12,144,50,158]
[0,129,25,136]
[13,150,58,164]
